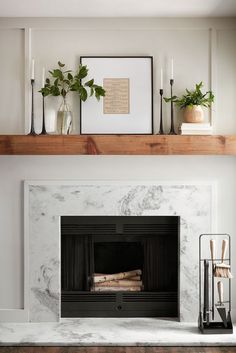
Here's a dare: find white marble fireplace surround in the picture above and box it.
[25,181,215,323]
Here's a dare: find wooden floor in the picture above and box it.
[1,347,236,353]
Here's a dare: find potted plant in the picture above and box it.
[40,61,105,134]
[164,82,214,123]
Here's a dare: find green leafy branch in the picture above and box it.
[39,61,105,102]
[164,82,214,109]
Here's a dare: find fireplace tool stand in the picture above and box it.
[198,233,233,334]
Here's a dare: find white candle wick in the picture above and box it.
[31,59,35,80]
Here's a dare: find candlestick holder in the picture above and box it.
[168,79,177,135]
[39,93,47,135]
[158,89,164,135]
[28,79,37,136]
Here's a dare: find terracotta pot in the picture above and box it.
[183,105,204,123]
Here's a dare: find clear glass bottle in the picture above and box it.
[57,98,73,134]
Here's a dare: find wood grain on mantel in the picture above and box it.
[0,135,236,155]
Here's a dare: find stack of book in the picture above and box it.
[180,123,213,135]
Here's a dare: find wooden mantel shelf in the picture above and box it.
[0,134,236,155]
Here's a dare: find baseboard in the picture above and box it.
[0,309,28,322]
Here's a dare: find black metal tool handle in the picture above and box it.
[204,260,210,325]
[210,239,215,320]
[203,260,208,321]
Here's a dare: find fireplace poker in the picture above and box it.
[203,260,210,324]
[210,239,215,320]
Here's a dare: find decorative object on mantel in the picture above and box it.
[165,81,214,124]
[57,98,73,135]
[157,68,164,135]
[28,59,37,136]
[39,61,105,135]
[39,67,47,135]
[163,59,177,135]
[169,76,177,135]
[80,56,153,134]
[158,87,164,134]
[199,233,233,334]
[180,123,213,135]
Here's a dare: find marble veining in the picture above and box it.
[0,318,235,346]
[26,182,213,322]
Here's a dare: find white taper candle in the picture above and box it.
[31,59,35,80]
[171,58,174,80]
[160,68,163,89]
[42,67,45,88]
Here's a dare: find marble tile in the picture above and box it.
[0,318,235,346]
[26,182,213,322]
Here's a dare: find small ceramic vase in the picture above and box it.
[183,105,204,123]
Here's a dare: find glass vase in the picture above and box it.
[57,98,73,135]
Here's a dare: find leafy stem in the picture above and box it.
[39,61,105,102]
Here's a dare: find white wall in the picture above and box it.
[0,18,236,321]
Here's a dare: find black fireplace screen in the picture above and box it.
[61,215,179,318]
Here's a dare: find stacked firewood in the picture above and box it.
[91,269,143,292]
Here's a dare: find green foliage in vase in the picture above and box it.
[164,82,214,108]
[39,61,105,101]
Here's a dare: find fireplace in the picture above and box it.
[61,215,180,317]
[26,182,213,322]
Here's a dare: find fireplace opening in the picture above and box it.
[61,216,179,318]
[95,240,143,275]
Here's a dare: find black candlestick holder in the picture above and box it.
[39,93,47,135]
[28,79,37,136]
[158,89,164,135]
[168,79,177,135]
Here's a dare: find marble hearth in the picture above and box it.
[24,181,215,322]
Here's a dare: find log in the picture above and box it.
[94,274,141,281]
[128,275,141,281]
[91,286,141,292]
[95,280,142,287]
[94,269,142,283]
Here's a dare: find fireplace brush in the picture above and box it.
[214,239,233,278]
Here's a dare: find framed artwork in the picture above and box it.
[80,56,153,134]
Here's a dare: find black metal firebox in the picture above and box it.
[61,216,179,318]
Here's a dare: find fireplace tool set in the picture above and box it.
[199,234,233,334]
